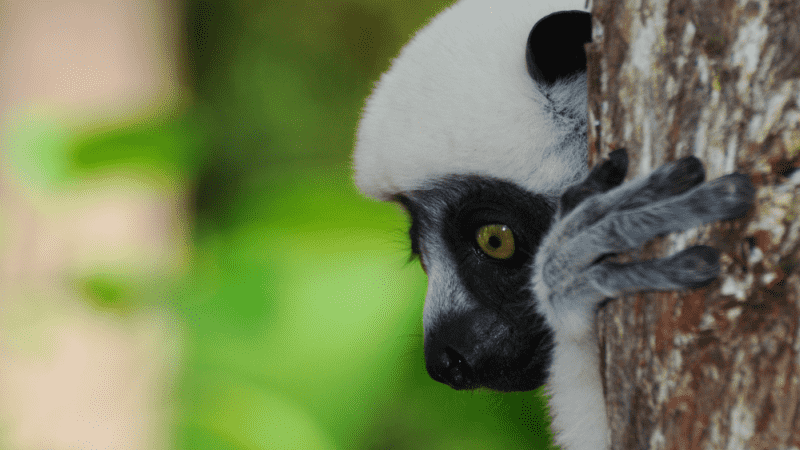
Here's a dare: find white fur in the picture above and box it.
[353,0,590,201]
[546,336,610,449]
[422,231,474,329]
[533,252,611,450]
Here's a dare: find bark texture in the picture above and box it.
[587,0,800,448]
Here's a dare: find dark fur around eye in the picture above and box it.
[400,176,554,312]
[394,193,422,257]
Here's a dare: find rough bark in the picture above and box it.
[587,0,800,448]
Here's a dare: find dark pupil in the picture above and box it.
[488,235,501,249]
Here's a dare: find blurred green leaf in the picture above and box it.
[69,111,210,178]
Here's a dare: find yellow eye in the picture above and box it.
[475,224,515,259]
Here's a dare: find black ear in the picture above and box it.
[525,11,592,86]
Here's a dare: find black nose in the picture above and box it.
[424,311,494,390]
[423,308,555,393]
[426,344,478,390]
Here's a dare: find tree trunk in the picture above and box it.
[587,0,800,448]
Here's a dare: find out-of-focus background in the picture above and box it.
[0,1,556,448]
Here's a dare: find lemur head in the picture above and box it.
[353,0,592,391]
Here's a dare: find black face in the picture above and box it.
[396,176,557,392]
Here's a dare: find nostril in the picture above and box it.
[424,315,493,391]
[435,346,476,389]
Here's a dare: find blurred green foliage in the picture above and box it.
[28,0,561,448]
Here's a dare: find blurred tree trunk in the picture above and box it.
[587,0,800,448]
[0,2,185,449]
